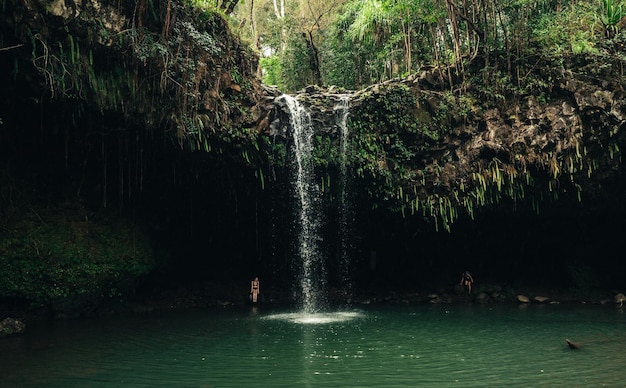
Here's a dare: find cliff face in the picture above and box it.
[264,64,626,231]
[2,1,626,315]
[1,0,268,316]
[2,0,263,143]
[4,1,623,223]
[258,71,626,292]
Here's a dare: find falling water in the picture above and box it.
[279,94,325,313]
[277,93,353,313]
[335,95,352,298]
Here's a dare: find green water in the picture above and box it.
[1,304,624,387]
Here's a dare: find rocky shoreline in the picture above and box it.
[1,283,624,336]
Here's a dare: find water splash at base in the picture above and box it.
[264,311,363,325]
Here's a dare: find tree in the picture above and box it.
[231,0,622,93]
[232,0,345,90]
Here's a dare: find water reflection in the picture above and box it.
[263,311,364,325]
[1,305,624,387]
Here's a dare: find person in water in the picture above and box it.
[459,271,474,294]
[250,277,260,303]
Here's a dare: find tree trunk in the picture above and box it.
[304,32,322,86]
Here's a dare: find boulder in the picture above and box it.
[534,296,550,303]
[615,293,625,306]
[566,339,580,349]
[517,294,530,303]
[427,293,440,304]
[0,317,26,335]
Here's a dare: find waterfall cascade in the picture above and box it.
[336,95,352,297]
[277,93,352,313]
[279,94,324,313]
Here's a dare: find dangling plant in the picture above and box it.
[600,0,626,38]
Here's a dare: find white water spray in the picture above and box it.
[279,94,325,313]
[335,95,352,294]
[277,93,354,315]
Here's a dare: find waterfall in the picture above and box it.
[335,95,352,300]
[279,94,325,313]
[278,93,352,313]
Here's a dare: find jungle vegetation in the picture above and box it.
[226,0,626,93]
[223,0,626,234]
[1,0,626,315]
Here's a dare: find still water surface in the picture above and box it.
[1,304,624,387]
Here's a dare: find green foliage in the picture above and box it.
[260,55,284,88]
[18,0,261,157]
[0,212,154,309]
[228,0,626,94]
[187,0,219,10]
[599,0,626,37]
[343,78,609,232]
[344,0,389,43]
[181,20,221,54]
[280,32,316,93]
[320,22,368,89]
[312,135,338,168]
[533,4,598,56]
[346,85,423,207]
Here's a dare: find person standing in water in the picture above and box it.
[250,277,260,303]
[459,271,474,294]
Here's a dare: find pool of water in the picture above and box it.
[1,303,624,387]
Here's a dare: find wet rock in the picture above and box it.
[491,290,513,302]
[534,296,550,303]
[475,292,491,303]
[0,317,26,335]
[566,339,580,350]
[517,295,530,303]
[615,293,625,306]
[427,293,440,304]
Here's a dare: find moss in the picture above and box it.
[4,0,261,152]
[0,204,154,310]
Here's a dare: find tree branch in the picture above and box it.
[0,44,24,52]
